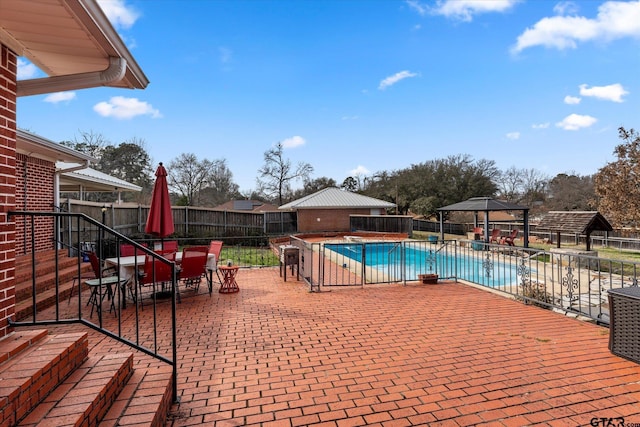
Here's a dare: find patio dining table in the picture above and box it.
[104,252,217,306]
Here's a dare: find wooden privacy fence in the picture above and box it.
[350,215,413,236]
[59,199,297,240]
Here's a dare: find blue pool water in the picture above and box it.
[324,242,520,287]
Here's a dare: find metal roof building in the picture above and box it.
[279,187,396,210]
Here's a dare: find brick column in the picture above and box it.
[0,44,18,338]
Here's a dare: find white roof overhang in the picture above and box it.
[57,162,141,193]
[0,0,149,96]
[17,128,94,164]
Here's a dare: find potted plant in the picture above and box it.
[417,273,438,284]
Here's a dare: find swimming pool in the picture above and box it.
[324,242,521,287]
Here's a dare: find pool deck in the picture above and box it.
[35,267,640,426]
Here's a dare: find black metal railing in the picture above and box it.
[297,236,640,325]
[8,211,179,402]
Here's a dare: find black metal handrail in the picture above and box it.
[8,210,178,402]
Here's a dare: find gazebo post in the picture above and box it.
[483,210,489,242]
[523,210,529,248]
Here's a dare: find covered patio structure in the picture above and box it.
[438,196,530,248]
[536,211,613,252]
[57,161,142,203]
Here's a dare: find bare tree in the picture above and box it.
[198,159,241,206]
[257,142,313,205]
[496,166,548,206]
[168,153,214,206]
[547,173,595,211]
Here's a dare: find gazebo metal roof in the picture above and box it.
[437,197,530,247]
[438,197,528,212]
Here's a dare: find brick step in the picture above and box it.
[17,353,134,427]
[15,249,66,265]
[14,276,96,322]
[15,250,76,274]
[15,263,92,304]
[0,331,88,427]
[15,254,87,286]
[0,329,48,365]
[99,365,174,427]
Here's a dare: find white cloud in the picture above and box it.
[432,0,520,22]
[341,115,359,121]
[506,132,521,140]
[44,92,76,103]
[281,136,306,148]
[378,71,418,90]
[406,0,428,16]
[579,83,628,102]
[564,95,581,105]
[17,59,38,80]
[553,1,580,16]
[532,122,550,129]
[556,113,597,130]
[93,96,161,120]
[512,0,640,53]
[97,0,139,29]
[350,165,370,176]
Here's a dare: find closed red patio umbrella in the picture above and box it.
[146,162,174,239]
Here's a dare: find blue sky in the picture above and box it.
[16,0,640,193]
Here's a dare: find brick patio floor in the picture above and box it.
[39,267,640,426]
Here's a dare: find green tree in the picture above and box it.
[99,138,154,202]
[363,154,498,216]
[257,142,314,205]
[341,176,358,192]
[290,177,337,200]
[594,127,640,227]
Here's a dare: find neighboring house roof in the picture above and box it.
[279,187,396,210]
[536,211,613,234]
[17,128,94,164]
[57,162,141,193]
[215,200,280,212]
[1,0,149,96]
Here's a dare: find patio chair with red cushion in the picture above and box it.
[136,249,177,307]
[178,246,209,292]
[207,241,224,294]
[119,243,148,256]
[501,229,518,246]
[154,240,178,252]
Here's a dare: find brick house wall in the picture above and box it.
[297,208,375,233]
[0,43,17,339]
[15,154,55,255]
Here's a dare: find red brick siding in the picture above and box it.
[297,208,375,232]
[0,44,17,339]
[15,154,55,254]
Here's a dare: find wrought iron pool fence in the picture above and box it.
[289,236,640,325]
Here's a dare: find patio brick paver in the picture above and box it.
[34,266,640,426]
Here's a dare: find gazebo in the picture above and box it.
[437,197,530,248]
[535,211,613,252]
